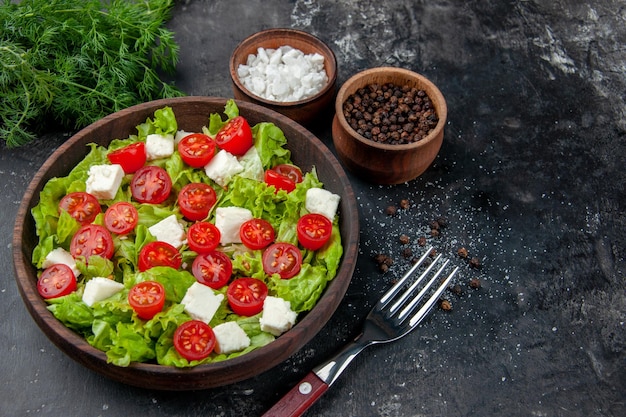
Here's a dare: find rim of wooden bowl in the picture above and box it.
[229,28,338,107]
[12,96,359,390]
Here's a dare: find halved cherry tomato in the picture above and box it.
[215,116,253,155]
[226,277,268,316]
[107,142,146,174]
[187,221,221,254]
[264,169,296,193]
[178,182,217,221]
[138,241,182,272]
[70,224,114,260]
[178,133,216,168]
[274,164,303,184]
[130,165,172,204]
[37,263,77,299]
[173,320,216,361]
[128,281,166,320]
[192,251,232,289]
[297,213,332,250]
[240,218,275,250]
[104,202,139,235]
[58,192,101,225]
[262,242,302,279]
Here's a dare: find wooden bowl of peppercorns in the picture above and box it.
[332,67,447,184]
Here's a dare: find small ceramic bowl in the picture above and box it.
[229,28,337,126]
[332,67,447,184]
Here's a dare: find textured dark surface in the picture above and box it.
[1,1,624,416]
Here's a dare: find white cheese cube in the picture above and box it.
[148,214,186,248]
[204,149,244,187]
[214,206,253,245]
[259,296,297,336]
[145,133,174,160]
[305,188,341,221]
[180,282,224,324]
[42,247,80,278]
[213,321,251,354]
[82,277,125,307]
[85,164,124,200]
[174,130,194,145]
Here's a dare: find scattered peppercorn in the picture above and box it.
[457,247,469,258]
[399,199,411,210]
[343,82,439,145]
[402,247,413,259]
[469,278,481,289]
[399,234,410,244]
[385,205,397,216]
[439,299,452,311]
[430,228,440,237]
[417,236,427,246]
[469,257,481,268]
[450,284,463,296]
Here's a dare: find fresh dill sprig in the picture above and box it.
[0,0,185,147]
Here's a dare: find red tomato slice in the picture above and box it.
[70,224,114,260]
[37,263,77,299]
[187,221,221,254]
[264,169,296,193]
[274,164,303,184]
[107,142,146,174]
[192,251,232,289]
[128,281,166,320]
[214,116,253,155]
[297,213,333,250]
[130,165,172,204]
[173,320,216,361]
[178,182,217,221]
[138,241,182,272]
[239,218,275,250]
[58,192,101,225]
[178,133,216,168]
[104,202,139,235]
[262,242,302,279]
[226,277,268,316]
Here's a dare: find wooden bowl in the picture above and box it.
[332,67,447,184]
[229,28,337,126]
[12,97,359,390]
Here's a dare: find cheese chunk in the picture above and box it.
[259,296,297,336]
[174,130,194,145]
[42,247,80,278]
[305,187,340,221]
[180,282,224,324]
[204,149,243,187]
[85,164,124,200]
[145,133,175,160]
[148,214,186,248]
[214,206,253,245]
[82,277,124,307]
[213,321,251,354]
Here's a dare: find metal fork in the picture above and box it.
[262,247,459,417]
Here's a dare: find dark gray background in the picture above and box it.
[1,1,624,416]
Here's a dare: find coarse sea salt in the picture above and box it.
[237,45,328,103]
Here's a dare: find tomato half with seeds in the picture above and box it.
[178,182,217,221]
[128,281,166,320]
[173,320,216,361]
[264,169,296,193]
[274,164,303,184]
[187,221,221,254]
[58,192,101,225]
[192,251,232,289]
[227,277,268,316]
[297,213,333,250]
[214,116,253,155]
[104,201,139,235]
[70,224,114,260]
[240,218,275,250]
[107,142,146,174]
[178,133,216,168]
[138,241,182,272]
[130,165,172,204]
[262,242,302,279]
[37,263,77,299]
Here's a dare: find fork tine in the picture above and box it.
[407,265,459,327]
[378,246,433,308]
[388,253,443,315]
